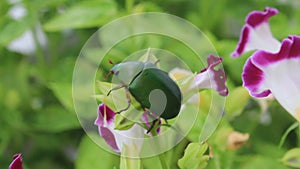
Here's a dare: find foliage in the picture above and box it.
[1,0,300,168]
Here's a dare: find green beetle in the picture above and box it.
[107,61,182,131]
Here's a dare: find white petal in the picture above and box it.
[113,124,145,155]
[246,23,281,53]
[261,59,300,120]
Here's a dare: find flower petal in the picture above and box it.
[113,124,144,154]
[242,58,271,97]
[243,35,300,121]
[195,54,228,96]
[95,104,119,151]
[9,154,23,169]
[95,103,145,153]
[99,126,120,152]
[95,103,115,126]
[142,113,162,133]
[231,7,281,57]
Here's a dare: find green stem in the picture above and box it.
[32,25,46,67]
[298,122,300,147]
[213,153,221,169]
[149,122,169,169]
[158,153,169,169]
[126,0,134,12]
[278,121,299,148]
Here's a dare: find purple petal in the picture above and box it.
[99,127,120,152]
[242,35,300,121]
[142,113,161,133]
[95,104,119,151]
[242,58,271,97]
[9,154,23,169]
[196,54,228,96]
[95,104,115,126]
[246,7,278,28]
[232,7,280,57]
[95,103,145,153]
[251,36,300,67]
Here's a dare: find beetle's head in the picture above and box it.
[109,61,144,84]
[109,64,121,76]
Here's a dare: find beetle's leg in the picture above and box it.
[147,119,158,134]
[144,108,160,120]
[115,87,131,114]
[144,108,160,133]
[107,84,126,96]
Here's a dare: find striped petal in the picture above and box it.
[169,55,228,96]
[95,104,144,152]
[9,154,23,169]
[196,54,229,96]
[243,36,300,121]
[232,7,281,57]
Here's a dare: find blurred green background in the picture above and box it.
[1,0,300,168]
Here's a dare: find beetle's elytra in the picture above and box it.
[129,68,182,119]
[108,61,182,130]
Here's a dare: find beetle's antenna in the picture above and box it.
[108,59,114,65]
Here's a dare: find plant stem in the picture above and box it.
[298,122,300,147]
[158,153,169,169]
[149,122,169,169]
[32,25,46,67]
[126,0,134,12]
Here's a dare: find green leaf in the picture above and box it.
[0,18,32,46]
[43,0,117,31]
[96,81,144,130]
[96,81,128,109]
[281,148,300,168]
[114,113,135,130]
[279,122,299,148]
[76,134,120,169]
[178,142,210,169]
[32,106,80,132]
[96,81,115,96]
[238,155,288,169]
[225,87,249,119]
[49,82,74,113]
[142,156,163,169]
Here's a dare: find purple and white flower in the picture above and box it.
[196,54,228,96]
[243,35,300,121]
[169,54,228,97]
[232,7,300,121]
[231,7,281,57]
[94,103,144,153]
[9,154,23,169]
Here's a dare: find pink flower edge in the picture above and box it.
[196,54,229,96]
[95,104,119,152]
[243,35,300,97]
[231,7,279,57]
[95,103,148,153]
[9,154,23,169]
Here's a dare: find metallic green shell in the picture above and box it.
[129,68,182,119]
